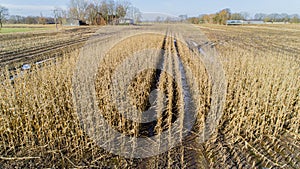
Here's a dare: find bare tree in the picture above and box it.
[201,14,212,23]
[187,17,200,24]
[0,5,9,28]
[126,6,142,23]
[290,14,300,23]
[230,13,245,20]
[53,7,66,30]
[254,13,267,21]
[216,8,231,24]
[99,0,109,21]
[68,0,89,20]
[107,0,116,23]
[240,12,250,20]
[39,12,46,25]
[86,3,99,25]
[107,0,115,15]
[116,0,131,18]
[280,13,289,22]
[68,0,137,25]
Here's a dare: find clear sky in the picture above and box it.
[1,0,299,17]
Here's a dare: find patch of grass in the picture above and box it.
[0,27,53,34]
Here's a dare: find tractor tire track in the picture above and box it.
[137,36,208,168]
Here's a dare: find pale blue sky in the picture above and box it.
[1,0,299,17]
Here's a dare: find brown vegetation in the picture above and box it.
[0,24,299,168]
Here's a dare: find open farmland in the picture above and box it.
[197,24,300,168]
[0,26,101,69]
[0,24,299,168]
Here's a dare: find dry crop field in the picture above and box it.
[0,24,299,168]
[0,26,98,69]
[197,24,300,168]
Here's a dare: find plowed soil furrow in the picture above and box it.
[0,37,88,66]
[0,28,101,68]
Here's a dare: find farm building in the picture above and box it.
[93,13,106,25]
[117,18,134,25]
[226,20,244,25]
[63,18,87,26]
[246,20,265,24]
[227,20,266,25]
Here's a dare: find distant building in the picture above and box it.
[63,18,87,26]
[265,22,287,24]
[93,13,106,25]
[227,20,266,25]
[226,20,244,25]
[117,18,134,25]
[106,15,119,25]
[245,21,265,24]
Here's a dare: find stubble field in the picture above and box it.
[0,24,299,168]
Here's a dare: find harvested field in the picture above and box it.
[198,24,300,169]
[0,27,100,69]
[0,24,299,168]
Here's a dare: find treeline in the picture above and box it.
[68,0,141,25]
[1,0,142,26]
[188,8,300,24]
[253,13,300,23]
[6,15,56,24]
